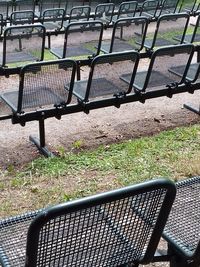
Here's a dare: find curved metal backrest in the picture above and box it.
[25,179,176,267]
[17,59,77,113]
[140,0,161,18]
[41,8,65,30]
[117,1,138,19]
[163,176,200,263]
[160,0,180,14]
[134,44,194,93]
[74,51,140,102]
[146,13,190,50]
[63,20,104,59]
[179,0,198,13]
[2,24,46,67]
[10,10,35,26]
[109,16,148,53]
[68,5,91,23]
[94,3,115,24]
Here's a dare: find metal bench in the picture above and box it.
[0,59,77,156]
[0,178,176,267]
[100,17,148,53]
[93,3,115,26]
[111,1,138,22]
[143,13,190,51]
[0,24,46,68]
[50,20,104,63]
[10,10,35,26]
[71,51,139,104]
[139,0,161,20]
[163,176,200,267]
[120,44,194,95]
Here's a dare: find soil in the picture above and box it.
[0,78,199,169]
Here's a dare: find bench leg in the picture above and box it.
[29,118,54,157]
[183,103,200,115]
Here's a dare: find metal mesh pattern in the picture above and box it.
[10,11,34,25]
[20,62,73,110]
[164,176,200,256]
[52,22,103,59]
[89,59,136,99]
[117,1,138,19]
[144,15,189,50]
[133,45,193,92]
[34,189,167,266]
[13,0,35,12]
[0,211,40,266]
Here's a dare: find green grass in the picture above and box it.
[0,124,200,218]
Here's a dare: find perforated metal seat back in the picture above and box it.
[110,17,148,53]
[42,8,65,31]
[133,44,194,92]
[10,10,34,26]
[22,179,175,267]
[144,13,190,50]
[16,59,76,112]
[1,24,45,68]
[51,21,103,60]
[94,3,115,24]
[74,51,139,102]
[163,176,200,261]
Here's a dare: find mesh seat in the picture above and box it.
[143,13,190,51]
[179,0,198,14]
[0,178,176,267]
[100,17,148,54]
[120,44,194,93]
[72,51,140,102]
[0,24,46,68]
[163,176,200,264]
[0,59,77,113]
[50,21,104,60]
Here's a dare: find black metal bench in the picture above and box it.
[0,24,46,68]
[0,178,176,267]
[121,44,194,95]
[143,13,190,51]
[100,16,148,53]
[163,176,200,267]
[0,58,77,156]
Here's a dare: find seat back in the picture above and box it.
[68,5,91,23]
[41,8,65,31]
[24,179,176,267]
[116,1,138,19]
[179,0,198,13]
[13,0,36,13]
[38,0,61,17]
[163,176,200,263]
[160,0,180,14]
[72,51,139,102]
[107,17,148,53]
[16,59,76,113]
[56,21,103,60]
[144,13,190,50]
[10,10,35,26]
[0,0,11,20]
[1,24,46,68]
[140,0,160,18]
[94,3,115,25]
[133,44,194,93]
